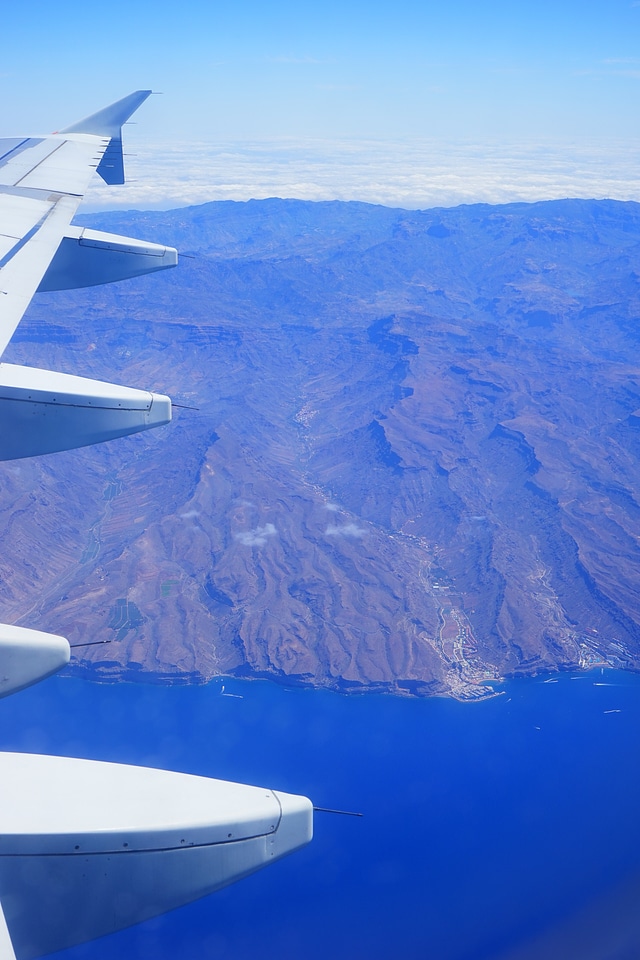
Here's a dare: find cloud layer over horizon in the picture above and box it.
[82,136,640,213]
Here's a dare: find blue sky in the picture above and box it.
[3,0,640,207]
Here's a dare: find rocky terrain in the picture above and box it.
[2,197,640,698]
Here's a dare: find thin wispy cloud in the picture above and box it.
[235,523,277,546]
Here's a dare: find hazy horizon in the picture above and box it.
[77,134,640,212]
[4,1,640,212]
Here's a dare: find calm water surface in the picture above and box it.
[1,670,639,959]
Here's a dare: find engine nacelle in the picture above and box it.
[0,754,313,959]
[0,625,69,699]
[0,362,171,459]
[38,227,178,292]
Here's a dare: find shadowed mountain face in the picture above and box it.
[3,197,640,699]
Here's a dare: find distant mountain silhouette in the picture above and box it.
[3,197,640,698]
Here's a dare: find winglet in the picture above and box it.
[61,90,152,184]
[61,90,152,137]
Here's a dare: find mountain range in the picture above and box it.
[2,197,640,699]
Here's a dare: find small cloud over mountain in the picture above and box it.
[325,523,365,538]
[235,523,277,546]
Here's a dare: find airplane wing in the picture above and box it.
[0,92,177,461]
[0,92,178,676]
[0,96,314,960]
[0,90,152,357]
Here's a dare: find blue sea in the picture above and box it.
[1,671,640,960]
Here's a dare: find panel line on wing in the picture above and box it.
[13,140,67,187]
[0,137,106,193]
[0,138,41,168]
[0,207,56,272]
[0,184,67,203]
[14,138,109,194]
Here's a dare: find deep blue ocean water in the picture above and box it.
[1,670,640,960]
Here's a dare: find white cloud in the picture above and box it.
[325,523,365,538]
[235,523,277,546]
[82,136,640,214]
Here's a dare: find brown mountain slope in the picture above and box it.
[2,198,640,698]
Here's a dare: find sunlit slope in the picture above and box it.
[3,198,640,698]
